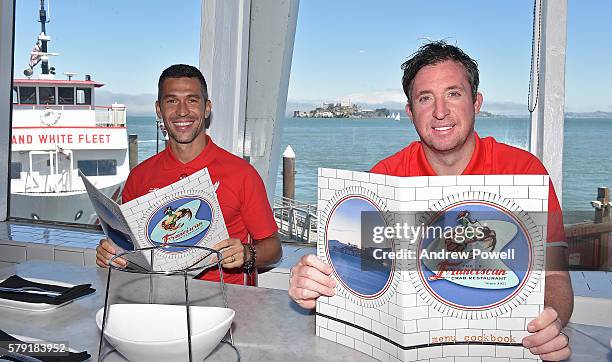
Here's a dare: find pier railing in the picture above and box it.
[273,196,317,243]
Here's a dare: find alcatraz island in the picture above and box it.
[293,101,391,119]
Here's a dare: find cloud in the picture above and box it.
[338,89,407,109]
[481,100,528,115]
[96,91,157,116]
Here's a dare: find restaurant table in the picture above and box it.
[0,260,610,361]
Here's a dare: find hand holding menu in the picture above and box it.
[81,168,229,272]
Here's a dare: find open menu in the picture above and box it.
[316,168,548,361]
[81,167,229,272]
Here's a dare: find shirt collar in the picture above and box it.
[416,132,483,176]
[161,135,219,170]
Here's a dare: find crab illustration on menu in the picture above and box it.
[81,167,229,272]
[316,168,548,361]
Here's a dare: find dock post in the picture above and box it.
[594,187,611,269]
[128,134,138,171]
[283,145,295,200]
[283,146,296,238]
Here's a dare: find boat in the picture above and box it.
[394,112,400,121]
[9,0,129,224]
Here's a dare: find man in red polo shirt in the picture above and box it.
[96,64,281,285]
[288,42,572,360]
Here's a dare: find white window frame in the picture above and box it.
[0,0,14,221]
[529,0,567,205]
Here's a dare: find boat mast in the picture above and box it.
[38,0,50,75]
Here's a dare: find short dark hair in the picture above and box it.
[157,64,208,102]
[401,41,479,107]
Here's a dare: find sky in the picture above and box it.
[11,0,612,115]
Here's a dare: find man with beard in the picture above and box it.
[96,64,281,285]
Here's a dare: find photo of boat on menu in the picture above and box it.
[10,0,129,224]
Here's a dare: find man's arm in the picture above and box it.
[253,232,282,267]
[521,246,573,361]
[212,232,282,269]
[544,246,574,325]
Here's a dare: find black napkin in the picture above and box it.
[0,330,90,362]
[0,276,95,305]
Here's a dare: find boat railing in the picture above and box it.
[54,170,70,192]
[12,104,127,127]
[94,105,126,127]
[273,196,318,243]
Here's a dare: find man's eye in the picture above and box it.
[449,91,462,97]
[418,95,431,103]
[166,99,177,104]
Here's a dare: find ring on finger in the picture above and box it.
[559,331,569,345]
[230,255,235,263]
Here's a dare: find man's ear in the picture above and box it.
[155,100,162,119]
[474,92,483,114]
[405,102,414,122]
[205,99,212,119]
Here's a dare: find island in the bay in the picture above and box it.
[293,102,391,118]
[292,102,503,119]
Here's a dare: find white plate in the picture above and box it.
[0,277,75,312]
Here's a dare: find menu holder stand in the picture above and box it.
[97,245,239,362]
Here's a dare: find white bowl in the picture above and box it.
[96,304,234,362]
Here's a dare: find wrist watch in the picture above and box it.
[243,243,257,274]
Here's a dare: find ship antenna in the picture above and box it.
[38,0,51,75]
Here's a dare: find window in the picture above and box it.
[39,87,56,104]
[58,87,74,105]
[78,159,117,176]
[9,0,199,225]
[10,162,22,179]
[12,87,17,104]
[19,86,36,104]
[563,0,612,271]
[277,1,533,207]
[76,88,91,105]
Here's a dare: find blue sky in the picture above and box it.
[12,0,612,114]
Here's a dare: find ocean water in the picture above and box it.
[127,116,612,213]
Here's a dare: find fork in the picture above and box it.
[0,286,62,297]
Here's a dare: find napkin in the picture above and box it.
[0,330,90,362]
[0,276,95,305]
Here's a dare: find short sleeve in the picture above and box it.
[240,166,278,240]
[121,173,137,203]
[547,182,567,247]
[370,159,389,174]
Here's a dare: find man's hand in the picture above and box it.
[288,254,336,309]
[95,239,127,268]
[522,307,570,361]
[212,238,246,269]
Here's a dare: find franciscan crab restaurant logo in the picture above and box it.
[417,201,535,313]
[146,196,213,249]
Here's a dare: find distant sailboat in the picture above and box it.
[394,113,401,121]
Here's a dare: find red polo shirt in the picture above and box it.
[122,136,278,284]
[371,133,566,245]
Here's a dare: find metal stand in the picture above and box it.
[97,245,240,361]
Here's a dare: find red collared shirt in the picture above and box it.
[122,136,278,284]
[371,133,566,245]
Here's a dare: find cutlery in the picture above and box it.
[0,346,43,362]
[0,287,62,297]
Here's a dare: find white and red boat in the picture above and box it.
[10,1,129,224]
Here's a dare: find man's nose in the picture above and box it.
[176,100,189,116]
[433,99,450,119]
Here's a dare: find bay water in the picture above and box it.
[127,116,612,213]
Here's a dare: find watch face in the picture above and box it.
[146,196,213,252]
